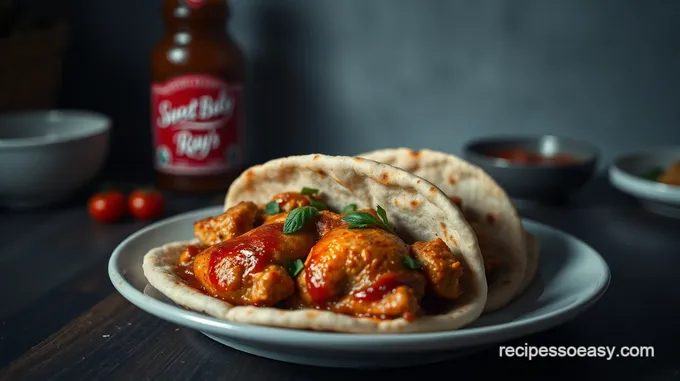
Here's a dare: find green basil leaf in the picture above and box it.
[342,210,395,233]
[285,259,305,277]
[347,224,368,229]
[264,201,280,215]
[641,168,663,181]
[404,256,424,269]
[300,187,319,195]
[309,200,328,211]
[283,206,319,234]
[342,204,357,213]
[342,212,382,226]
[376,205,388,225]
[376,205,395,232]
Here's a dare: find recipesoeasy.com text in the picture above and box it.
[498,344,655,360]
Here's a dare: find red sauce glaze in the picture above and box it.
[176,264,205,291]
[185,244,202,255]
[180,244,202,264]
[305,264,332,303]
[208,223,283,291]
[488,148,578,165]
[352,273,414,302]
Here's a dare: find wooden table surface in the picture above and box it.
[0,176,678,381]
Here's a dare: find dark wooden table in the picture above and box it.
[1,176,678,381]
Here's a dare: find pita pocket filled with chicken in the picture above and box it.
[143,154,488,333]
[359,148,540,313]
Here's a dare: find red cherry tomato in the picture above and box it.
[128,189,164,220]
[88,191,127,223]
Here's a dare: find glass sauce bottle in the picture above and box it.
[151,0,245,193]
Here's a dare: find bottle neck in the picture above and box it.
[163,2,229,37]
[165,22,227,40]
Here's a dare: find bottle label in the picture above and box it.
[185,0,205,9]
[151,74,243,176]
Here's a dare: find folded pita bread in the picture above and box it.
[358,148,530,313]
[143,154,488,333]
[518,231,540,296]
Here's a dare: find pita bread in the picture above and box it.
[517,232,540,296]
[143,154,488,333]
[358,148,528,313]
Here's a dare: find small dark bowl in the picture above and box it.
[463,135,599,203]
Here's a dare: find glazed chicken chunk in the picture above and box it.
[297,227,427,320]
[191,220,317,306]
[179,244,204,266]
[270,191,311,213]
[659,161,680,186]
[193,201,260,246]
[193,192,319,246]
[315,210,348,236]
[181,198,466,319]
[410,239,464,299]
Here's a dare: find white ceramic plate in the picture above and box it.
[108,206,610,368]
[609,147,680,218]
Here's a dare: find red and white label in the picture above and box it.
[185,0,205,9]
[151,74,243,176]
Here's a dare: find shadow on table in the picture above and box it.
[513,172,628,210]
[178,324,670,379]
[515,172,678,250]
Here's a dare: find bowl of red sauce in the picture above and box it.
[463,135,599,203]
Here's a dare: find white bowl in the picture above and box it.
[0,110,111,208]
[608,147,680,218]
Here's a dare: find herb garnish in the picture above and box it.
[285,259,305,277]
[403,256,424,270]
[342,204,357,213]
[342,205,395,233]
[283,206,319,234]
[309,200,328,211]
[264,201,280,215]
[300,187,319,195]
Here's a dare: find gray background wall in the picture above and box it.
[57,0,680,180]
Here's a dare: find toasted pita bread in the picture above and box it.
[143,154,488,333]
[358,148,528,313]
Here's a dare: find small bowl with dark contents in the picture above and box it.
[463,135,599,203]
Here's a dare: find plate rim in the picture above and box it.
[108,205,611,349]
[609,163,680,204]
